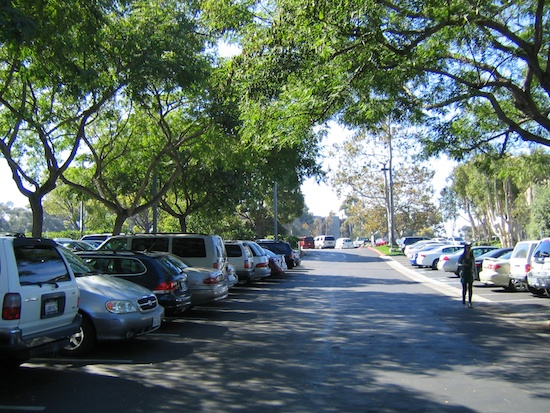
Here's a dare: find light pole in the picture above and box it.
[382,121,396,251]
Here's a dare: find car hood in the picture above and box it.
[76,274,153,299]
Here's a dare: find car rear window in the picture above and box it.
[325,236,335,241]
[15,246,71,285]
[172,238,207,258]
[225,244,243,257]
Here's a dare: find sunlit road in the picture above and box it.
[2,248,550,412]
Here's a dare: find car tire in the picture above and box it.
[529,286,546,296]
[62,315,96,356]
[508,279,528,292]
[431,259,439,270]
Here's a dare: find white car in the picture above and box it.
[415,244,464,269]
[479,251,513,288]
[404,241,448,259]
[335,238,354,249]
[314,235,336,249]
[353,237,369,247]
[437,246,499,274]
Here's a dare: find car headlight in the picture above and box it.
[105,300,138,314]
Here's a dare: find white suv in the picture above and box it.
[99,233,228,274]
[314,235,336,249]
[1,236,81,367]
[527,238,550,296]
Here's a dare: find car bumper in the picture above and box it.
[92,307,164,341]
[253,267,271,279]
[527,275,550,289]
[189,284,229,305]
[0,314,82,361]
[157,292,192,315]
[479,271,509,287]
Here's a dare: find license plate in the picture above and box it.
[41,292,66,318]
[44,299,59,316]
[152,314,162,328]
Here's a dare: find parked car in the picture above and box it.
[224,241,255,284]
[397,236,430,253]
[478,250,513,288]
[256,240,296,269]
[526,238,550,296]
[80,234,112,249]
[314,235,336,249]
[474,247,514,278]
[508,240,539,292]
[415,244,464,270]
[241,241,272,279]
[1,236,81,368]
[263,248,285,276]
[163,254,228,305]
[447,236,466,245]
[375,238,387,246]
[299,236,315,249]
[225,264,238,289]
[60,249,164,356]
[55,238,96,252]
[405,241,448,259]
[335,237,354,249]
[99,233,228,274]
[76,250,192,316]
[437,246,499,275]
[353,237,369,247]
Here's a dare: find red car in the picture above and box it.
[299,236,315,249]
[375,238,387,246]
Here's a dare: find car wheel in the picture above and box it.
[62,315,96,356]
[431,259,439,270]
[529,286,547,297]
[508,279,528,292]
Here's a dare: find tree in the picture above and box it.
[331,128,440,239]
[0,0,115,236]
[231,0,550,161]
[0,0,214,237]
[446,151,550,245]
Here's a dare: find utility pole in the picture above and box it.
[273,181,278,241]
[382,120,396,250]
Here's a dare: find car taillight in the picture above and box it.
[203,276,221,285]
[213,262,218,269]
[525,264,531,273]
[442,256,449,261]
[256,262,268,268]
[154,281,177,293]
[2,293,21,320]
[244,260,251,269]
[419,254,426,258]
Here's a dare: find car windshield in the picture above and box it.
[59,247,94,277]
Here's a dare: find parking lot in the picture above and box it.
[3,248,550,413]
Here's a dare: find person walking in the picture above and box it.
[458,243,476,308]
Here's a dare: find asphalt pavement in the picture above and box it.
[380,248,550,338]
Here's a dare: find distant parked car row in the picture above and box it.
[20,233,299,358]
[404,236,550,298]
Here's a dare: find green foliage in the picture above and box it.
[528,185,550,239]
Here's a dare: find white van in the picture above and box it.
[508,240,539,291]
[99,234,228,273]
[314,235,336,249]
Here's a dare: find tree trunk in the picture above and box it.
[112,213,128,235]
[28,195,44,238]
